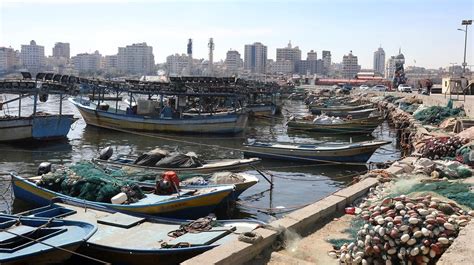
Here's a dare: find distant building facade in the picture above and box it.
[271,60,294,74]
[0,47,19,73]
[373,47,385,75]
[322,50,331,74]
[342,51,360,78]
[276,42,301,72]
[244,42,267,74]
[72,51,102,73]
[20,40,45,71]
[225,50,242,75]
[166,54,189,76]
[52,42,70,59]
[296,50,318,75]
[117,43,155,75]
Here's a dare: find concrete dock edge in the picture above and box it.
[182,177,379,265]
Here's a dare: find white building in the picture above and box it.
[225,50,242,75]
[117,43,155,75]
[276,41,301,72]
[373,47,385,75]
[270,60,294,74]
[307,50,317,61]
[385,52,405,79]
[20,40,45,71]
[0,47,19,73]
[166,54,190,76]
[52,42,70,59]
[104,55,118,70]
[72,51,102,73]
[244,42,267,74]
[342,51,360,78]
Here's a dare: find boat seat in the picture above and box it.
[0,226,36,242]
[97,213,145,228]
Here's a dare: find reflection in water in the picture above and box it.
[0,98,400,222]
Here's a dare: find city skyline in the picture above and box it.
[1,0,473,69]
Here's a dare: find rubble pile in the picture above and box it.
[330,194,473,265]
[420,136,469,160]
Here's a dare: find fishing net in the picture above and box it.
[414,105,464,125]
[392,181,474,209]
[38,162,145,203]
[326,218,365,248]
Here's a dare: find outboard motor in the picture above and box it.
[37,162,52,176]
[99,146,113,160]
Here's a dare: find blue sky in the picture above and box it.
[1,0,473,69]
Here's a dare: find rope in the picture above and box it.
[0,220,110,265]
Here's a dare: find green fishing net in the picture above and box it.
[414,106,464,125]
[38,162,145,203]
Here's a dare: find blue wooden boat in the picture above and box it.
[11,173,235,219]
[242,140,391,163]
[0,213,96,265]
[0,73,77,142]
[20,201,263,265]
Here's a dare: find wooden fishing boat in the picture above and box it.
[246,103,277,116]
[20,201,263,265]
[93,155,261,175]
[0,73,77,142]
[11,174,235,219]
[0,114,76,142]
[0,213,96,265]
[287,116,384,134]
[242,140,391,163]
[309,103,374,115]
[70,97,248,135]
[319,108,378,119]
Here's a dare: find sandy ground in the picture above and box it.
[267,214,355,265]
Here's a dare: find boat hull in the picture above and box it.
[287,117,383,134]
[70,98,248,134]
[0,115,75,142]
[79,242,212,265]
[309,103,373,115]
[242,141,389,163]
[93,157,261,175]
[12,175,233,219]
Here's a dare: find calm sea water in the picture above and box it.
[0,95,400,222]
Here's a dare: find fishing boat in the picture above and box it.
[70,97,248,134]
[69,76,254,135]
[0,72,77,142]
[287,116,384,134]
[309,103,374,115]
[11,173,235,219]
[93,148,261,175]
[20,201,263,265]
[242,140,391,163]
[319,108,378,119]
[0,213,96,265]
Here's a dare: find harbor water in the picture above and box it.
[0,95,400,222]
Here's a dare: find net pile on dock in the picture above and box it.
[420,136,469,160]
[330,194,473,265]
[414,106,464,125]
[38,162,144,203]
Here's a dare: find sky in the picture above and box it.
[1,0,473,69]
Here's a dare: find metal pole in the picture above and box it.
[463,24,468,74]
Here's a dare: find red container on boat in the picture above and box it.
[345,207,356,215]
